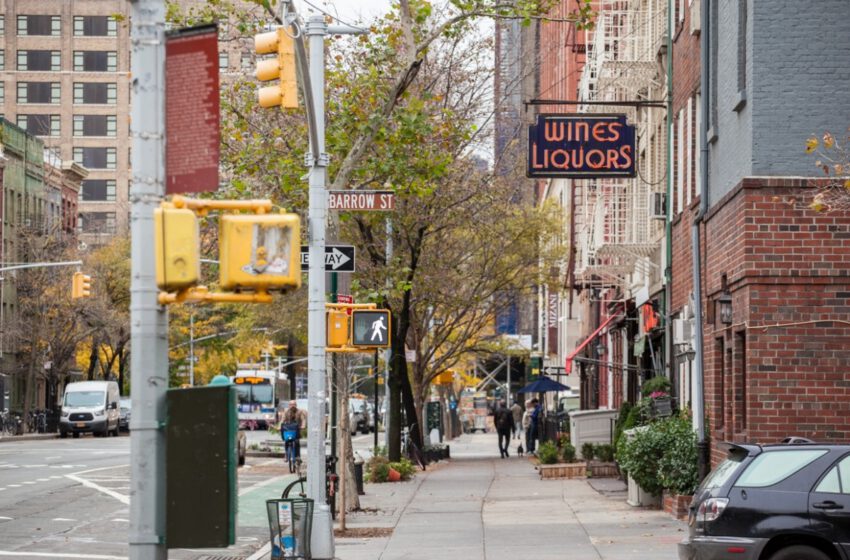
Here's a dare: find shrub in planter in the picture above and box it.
[537,441,560,465]
[581,442,596,461]
[595,443,615,463]
[389,458,416,481]
[558,433,571,450]
[657,415,699,495]
[640,376,671,398]
[561,442,577,463]
[366,455,390,483]
[616,425,667,496]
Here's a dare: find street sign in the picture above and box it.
[351,310,391,348]
[336,294,354,304]
[299,245,355,272]
[329,190,395,211]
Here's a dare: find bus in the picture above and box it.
[231,369,288,430]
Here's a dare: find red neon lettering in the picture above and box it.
[620,145,633,169]
[550,149,570,169]
[608,122,622,142]
[544,121,564,142]
[592,122,609,142]
[586,149,605,169]
[606,149,620,168]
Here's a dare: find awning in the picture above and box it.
[565,306,624,374]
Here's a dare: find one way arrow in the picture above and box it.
[327,248,351,270]
[300,245,356,272]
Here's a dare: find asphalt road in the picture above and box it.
[0,432,300,560]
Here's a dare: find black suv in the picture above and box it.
[680,440,850,560]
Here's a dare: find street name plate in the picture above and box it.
[328,190,395,211]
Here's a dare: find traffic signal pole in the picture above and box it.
[128,0,168,559]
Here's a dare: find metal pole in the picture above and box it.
[383,217,392,450]
[189,313,194,387]
[506,355,511,407]
[305,15,333,559]
[373,349,379,451]
[129,0,167,558]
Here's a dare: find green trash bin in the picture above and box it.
[266,498,314,560]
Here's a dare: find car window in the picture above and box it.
[734,450,827,488]
[702,456,745,489]
[815,455,850,494]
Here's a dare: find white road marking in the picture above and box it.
[65,465,131,505]
[0,552,128,559]
[110,518,129,523]
[36,478,49,482]
[28,464,47,468]
[245,543,271,560]
[0,488,6,491]
[51,518,76,522]
[22,481,36,485]
[0,516,12,520]
[48,476,61,480]
[44,456,60,460]
[237,474,289,497]
[7,484,20,488]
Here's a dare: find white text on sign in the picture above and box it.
[328,191,395,211]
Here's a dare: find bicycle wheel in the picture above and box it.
[408,442,427,471]
[282,476,307,499]
[287,444,296,474]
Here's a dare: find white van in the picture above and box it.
[59,381,121,438]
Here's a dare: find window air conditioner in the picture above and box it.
[690,0,701,35]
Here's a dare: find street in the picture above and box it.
[0,433,305,560]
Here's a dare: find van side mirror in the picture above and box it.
[111,402,118,410]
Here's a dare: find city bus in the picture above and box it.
[231,369,288,430]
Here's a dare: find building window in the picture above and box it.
[73,51,117,72]
[218,52,229,72]
[17,82,61,104]
[79,212,116,234]
[241,53,253,72]
[81,179,116,202]
[0,16,5,36]
[17,15,61,37]
[73,16,117,37]
[734,0,747,111]
[0,82,4,104]
[73,115,117,137]
[73,147,117,169]
[708,0,718,137]
[73,82,117,104]
[735,331,746,432]
[0,50,4,71]
[16,114,60,137]
[17,50,61,71]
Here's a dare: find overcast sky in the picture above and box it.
[293,0,393,24]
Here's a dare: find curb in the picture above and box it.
[0,433,59,443]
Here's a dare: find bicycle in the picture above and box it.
[402,425,427,471]
[281,455,339,519]
[281,422,301,474]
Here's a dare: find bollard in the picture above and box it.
[354,457,365,496]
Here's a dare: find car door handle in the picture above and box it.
[813,501,844,510]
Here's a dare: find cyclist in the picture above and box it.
[280,400,306,470]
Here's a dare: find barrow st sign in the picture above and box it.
[527,114,636,178]
[329,190,395,211]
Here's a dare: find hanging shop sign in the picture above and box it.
[527,114,636,178]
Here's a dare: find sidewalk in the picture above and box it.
[335,432,685,560]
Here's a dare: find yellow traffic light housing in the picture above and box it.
[326,310,350,348]
[219,213,301,292]
[71,272,92,299]
[254,28,298,109]
[155,205,200,292]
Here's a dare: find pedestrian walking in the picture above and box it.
[494,400,513,458]
[510,400,523,439]
[528,398,542,455]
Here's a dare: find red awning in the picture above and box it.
[565,307,624,374]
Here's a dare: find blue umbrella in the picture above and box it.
[517,376,571,393]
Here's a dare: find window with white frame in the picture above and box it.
[73,114,117,137]
[17,82,61,104]
[73,82,117,104]
[17,15,60,36]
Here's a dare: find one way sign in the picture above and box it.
[300,245,356,272]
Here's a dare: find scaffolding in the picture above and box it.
[573,0,667,291]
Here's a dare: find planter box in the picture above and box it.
[587,461,619,478]
[627,474,661,508]
[663,491,692,520]
[539,462,587,479]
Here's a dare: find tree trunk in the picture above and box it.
[22,343,38,434]
[87,337,99,380]
[335,357,360,513]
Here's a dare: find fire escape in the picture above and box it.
[573,0,667,292]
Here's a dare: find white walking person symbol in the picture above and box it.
[370,316,387,342]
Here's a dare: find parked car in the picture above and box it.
[118,397,131,431]
[679,438,850,560]
[59,381,121,438]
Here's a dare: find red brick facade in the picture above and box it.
[692,178,850,463]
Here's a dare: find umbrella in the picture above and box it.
[517,376,571,394]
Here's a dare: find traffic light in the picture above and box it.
[219,212,301,292]
[155,205,201,292]
[326,310,350,348]
[71,272,92,299]
[350,310,391,348]
[254,28,298,109]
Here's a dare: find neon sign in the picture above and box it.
[527,114,636,178]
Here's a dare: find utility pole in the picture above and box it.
[128,0,167,558]
[189,313,194,386]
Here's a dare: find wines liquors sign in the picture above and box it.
[527,114,636,178]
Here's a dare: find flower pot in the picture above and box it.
[387,467,401,482]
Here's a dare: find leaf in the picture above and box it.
[805,137,819,154]
[823,132,835,149]
[844,179,850,191]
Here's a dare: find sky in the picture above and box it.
[293,0,394,25]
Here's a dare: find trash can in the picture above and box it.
[266,498,313,560]
[354,457,365,496]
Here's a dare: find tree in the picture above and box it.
[806,128,850,212]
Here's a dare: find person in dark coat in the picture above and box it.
[494,400,513,458]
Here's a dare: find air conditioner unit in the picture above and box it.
[690,0,701,35]
[673,318,693,345]
[651,192,667,220]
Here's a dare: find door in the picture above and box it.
[809,454,850,554]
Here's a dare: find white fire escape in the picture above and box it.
[573,0,667,292]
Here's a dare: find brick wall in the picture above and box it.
[701,178,850,452]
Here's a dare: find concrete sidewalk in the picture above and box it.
[335,432,685,560]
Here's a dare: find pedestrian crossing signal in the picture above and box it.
[350,310,391,348]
